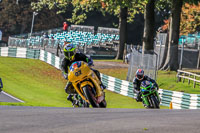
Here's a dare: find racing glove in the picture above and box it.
[62,73,68,80]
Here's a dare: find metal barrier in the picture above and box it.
[8,29,120,57]
[70,25,94,33]
[126,49,158,82]
[156,32,200,48]
[97,27,119,35]
[11,27,63,38]
[177,70,200,88]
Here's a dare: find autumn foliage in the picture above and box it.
[101,2,106,8]
[161,2,200,35]
[180,2,200,35]
[161,19,169,32]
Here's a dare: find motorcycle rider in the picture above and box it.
[133,69,158,102]
[61,43,106,105]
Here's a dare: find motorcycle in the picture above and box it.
[68,61,106,108]
[71,94,89,108]
[140,80,160,109]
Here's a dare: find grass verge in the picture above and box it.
[0,57,167,108]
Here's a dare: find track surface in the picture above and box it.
[0,106,200,133]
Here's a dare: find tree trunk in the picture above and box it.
[159,17,171,70]
[142,0,155,54]
[123,43,127,63]
[158,31,169,69]
[115,7,127,60]
[161,0,183,71]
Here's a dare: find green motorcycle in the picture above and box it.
[140,80,160,109]
[72,94,89,108]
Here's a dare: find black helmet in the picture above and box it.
[136,69,144,80]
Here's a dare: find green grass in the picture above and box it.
[157,71,200,94]
[0,57,68,107]
[99,68,128,80]
[0,57,170,108]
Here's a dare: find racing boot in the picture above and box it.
[100,83,106,90]
[136,92,142,102]
[67,94,74,104]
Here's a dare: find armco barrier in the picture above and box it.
[1,47,200,109]
[0,47,40,59]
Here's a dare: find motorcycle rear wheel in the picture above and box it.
[83,85,98,108]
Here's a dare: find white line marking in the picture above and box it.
[1,91,24,103]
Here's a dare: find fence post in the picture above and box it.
[179,39,184,70]
[158,40,162,69]
[188,74,190,84]
[176,70,181,82]
[197,42,200,69]
[84,44,87,54]
[193,75,196,88]
[183,73,186,83]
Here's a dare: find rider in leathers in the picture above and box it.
[133,69,158,102]
[61,43,106,104]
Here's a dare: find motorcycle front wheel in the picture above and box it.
[151,95,160,109]
[83,85,98,108]
[99,99,107,108]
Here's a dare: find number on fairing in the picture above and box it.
[75,70,81,76]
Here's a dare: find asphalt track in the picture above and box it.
[0,106,200,133]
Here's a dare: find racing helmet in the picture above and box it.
[63,43,76,61]
[136,69,144,80]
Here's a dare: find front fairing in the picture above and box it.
[67,61,103,100]
[68,61,91,83]
[140,80,157,97]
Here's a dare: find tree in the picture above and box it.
[160,0,183,70]
[180,2,200,35]
[0,0,32,37]
[32,0,145,60]
[160,2,200,35]
[159,0,200,71]
[142,0,155,54]
[71,0,145,60]
[72,0,160,58]
[0,0,65,41]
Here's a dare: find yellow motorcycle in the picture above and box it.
[68,61,106,108]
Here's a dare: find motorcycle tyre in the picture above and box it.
[142,96,152,109]
[83,85,98,108]
[99,99,107,108]
[83,100,89,108]
[151,95,160,109]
